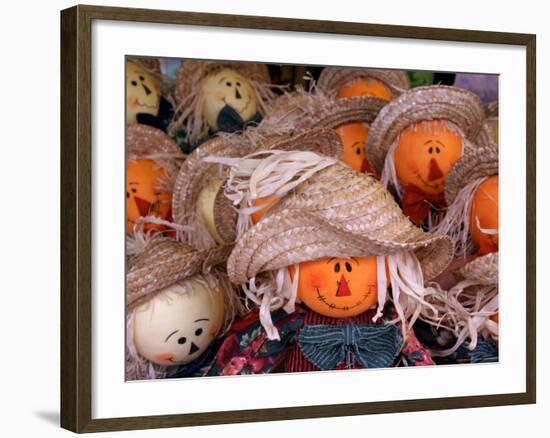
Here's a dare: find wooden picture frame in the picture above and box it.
[60,4,536,433]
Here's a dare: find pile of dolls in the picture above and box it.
[125,57,499,380]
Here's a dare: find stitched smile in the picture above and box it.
[315,287,374,312]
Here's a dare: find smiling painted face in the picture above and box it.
[296,257,380,318]
[126,61,160,126]
[393,120,463,195]
[470,175,499,255]
[201,68,258,131]
[133,281,225,366]
[337,77,392,101]
[334,122,372,173]
[126,159,172,234]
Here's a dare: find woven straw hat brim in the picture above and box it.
[128,57,162,75]
[127,238,232,308]
[172,128,343,237]
[365,85,486,172]
[457,252,498,285]
[445,142,498,204]
[175,60,271,104]
[227,163,454,284]
[126,124,183,158]
[259,93,386,134]
[317,67,410,98]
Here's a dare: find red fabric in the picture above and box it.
[401,183,446,225]
[283,307,383,372]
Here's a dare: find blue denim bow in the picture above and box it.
[297,323,402,371]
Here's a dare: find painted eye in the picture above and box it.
[334,262,340,273]
[226,81,232,87]
[345,262,352,272]
[131,80,137,86]
[356,148,361,155]
[139,75,144,81]
[177,337,187,345]
[195,328,203,336]
[131,188,137,193]
[436,147,441,154]
[428,146,433,154]
[126,191,130,198]
[236,81,241,86]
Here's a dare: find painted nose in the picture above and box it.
[142,83,152,96]
[336,274,352,297]
[134,196,152,216]
[189,342,200,355]
[235,88,242,99]
[428,158,444,181]
[360,158,370,173]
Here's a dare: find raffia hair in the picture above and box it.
[380,119,467,199]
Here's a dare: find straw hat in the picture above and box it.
[365,85,486,173]
[126,237,232,309]
[127,124,182,158]
[255,90,386,136]
[128,56,162,75]
[457,252,498,286]
[172,128,343,247]
[175,60,271,105]
[227,156,454,285]
[317,67,410,98]
[444,141,499,205]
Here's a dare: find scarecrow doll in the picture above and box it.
[126,237,242,380]
[317,67,410,101]
[213,142,454,372]
[126,124,185,235]
[169,61,276,152]
[126,57,175,131]
[171,127,341,251]
[249,90,386,174]
[365,85,487,227]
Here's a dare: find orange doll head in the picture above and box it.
[334,122,372,173]
[126,159,172,234]
[393,120,463,195]
[469,175,498,254]
[337,77,392,101]
[295,257,382,318]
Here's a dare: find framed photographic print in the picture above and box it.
[60,4,536,433]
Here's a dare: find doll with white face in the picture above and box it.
[201,68,260,133]
[133,281,225,366]
[126,238,239,380]
[171,61,275,152]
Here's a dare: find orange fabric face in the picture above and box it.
[126,159,172,234]
[337,77,392,101]
[296,257,379,318]
[394,120,463,195]
[469,175,499,254]
[334,122,373,174]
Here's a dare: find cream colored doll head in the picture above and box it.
[126,60,160,126]
[201,68,258,132]
[133,279,225,366]
[125,237,240,380]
